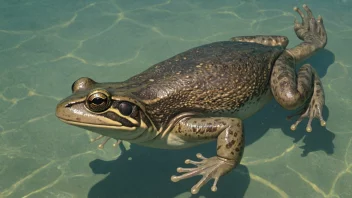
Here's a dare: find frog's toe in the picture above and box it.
[293,4,327,48]
[171,153,234,194]
[90,135,121,149]
[289,103,326,132]
[171,169,215,194]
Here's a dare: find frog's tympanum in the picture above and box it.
[56,5,327,194]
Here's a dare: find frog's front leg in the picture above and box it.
[170,117,244,194]
[271,5,327,132]
[231,35,289,48]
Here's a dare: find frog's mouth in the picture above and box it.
[58,118,137,131]
[58,118,151,143]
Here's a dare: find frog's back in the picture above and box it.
[126,41,284,127]
[127,41,283,84]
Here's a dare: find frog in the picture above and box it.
[56,5,327,194]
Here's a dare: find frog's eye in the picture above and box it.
[118,102,133,116]
[86,92,111,112]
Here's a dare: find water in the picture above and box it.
[0,0,351,197]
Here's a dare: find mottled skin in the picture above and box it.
[56,5,327,194]
[129,41,283,129]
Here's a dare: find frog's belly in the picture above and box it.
[137,129,212,149]
[137,89,273,150]
[222,88,273,119]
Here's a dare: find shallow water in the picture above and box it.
[0,0,351,197]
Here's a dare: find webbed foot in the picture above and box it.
[171,153,235,194]
[288,69,326,132]
[293,4,327,48]
[289,101,326,133]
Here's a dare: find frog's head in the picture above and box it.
[55,77,154,141]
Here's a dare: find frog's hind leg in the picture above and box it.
[270,5,327,132]
[231,35,289,47]
[271,59,326,132]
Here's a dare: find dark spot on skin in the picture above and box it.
[217,145,222,150]
[177,123,181,133]
[226,140,236,149]
[301,75,311,84]
[204,125,216,133]
[279,81,289,90]
[231,151,235,155]
[236,123,240,127]
[229,130,234,135]
[235,147,240,152]
[234,132,238,137]
[220,121,227,125]
[201,119,206,122]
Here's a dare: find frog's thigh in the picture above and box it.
[173,117,244,161]
[270,51,322,110]
[230,35,288,47]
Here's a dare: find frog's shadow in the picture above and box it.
[88,143,250,198]
[87,49,335,198]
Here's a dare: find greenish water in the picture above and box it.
[0,0,351,197]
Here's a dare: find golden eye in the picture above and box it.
[86,92,111,112]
